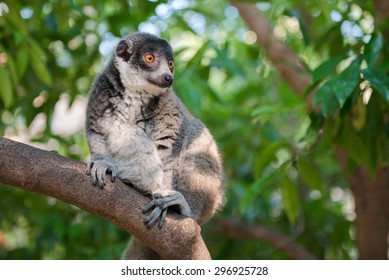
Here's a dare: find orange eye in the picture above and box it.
[144,53,155,63]
[168,60,174,70]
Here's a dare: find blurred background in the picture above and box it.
[0,0,388,259]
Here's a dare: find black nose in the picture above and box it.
[164,74,173,83]
[162,74,173,87]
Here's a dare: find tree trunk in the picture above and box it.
[352,169,389,259]
[336,150,389,259]
[347,0,389,259]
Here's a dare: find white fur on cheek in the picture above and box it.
[114,57,166,97]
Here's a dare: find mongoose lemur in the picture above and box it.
[85,32,224,259]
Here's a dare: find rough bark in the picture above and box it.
[233,1,389,259]
[336,149,389,259]
[372,0,389,37]
[218,219,315,260]
[0,137,211,260]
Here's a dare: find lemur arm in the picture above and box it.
[85,86,118,188]
[85,129,117,188]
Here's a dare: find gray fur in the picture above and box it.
[85,32,224,259]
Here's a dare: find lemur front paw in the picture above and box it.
[142,190,192,229]
[86,159,117,188]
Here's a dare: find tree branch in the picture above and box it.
[218,219,315,260]
[0,137,211,260]
[372,0,389,38]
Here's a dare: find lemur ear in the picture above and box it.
[116,40,132,61]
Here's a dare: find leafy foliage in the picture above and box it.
[1,0,387,259]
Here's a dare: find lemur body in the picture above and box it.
[85,33,224,259]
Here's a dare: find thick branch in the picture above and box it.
[232,2,311,93]
[218,219,315,260]
[0,137,210,260]
[372,0,389,38]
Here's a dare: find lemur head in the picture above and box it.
[114,32,174,95]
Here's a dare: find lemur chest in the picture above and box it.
[101,98,180,158]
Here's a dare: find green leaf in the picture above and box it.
[281,174,300,224]
[212,46,245,77]
[176,80,202,115]
[26,38,51,85]
[313,57,361,116]
[251,103,284,117]
[362,67,389,102]
[364,33,383,67]
[194,75,222,103]
[3,2,28,35]
[187,43,209,68]
[339,122,365,164]
[287,8,310,45]
[16,45,29,78]
[0,67,14,108]
[177,43,209,81]
[29,51,52,86]
[365,133,378,179]
[254,142,289,177]
[27,38,47,61]
[239,175,271,214]
[363,93,383,178]
[332,58,361,106]
[297,161,324,191]
[313,82,339,117]
[5,53,18,84]
[312,56,343,83]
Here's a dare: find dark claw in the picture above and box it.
[158,209,167,229]
[85,162,93,175]
[91,174,98,186]
[104,168,116,183]
[97,179,104,189]
[110,172,116,182]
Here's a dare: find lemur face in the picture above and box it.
[115,33,175,92]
